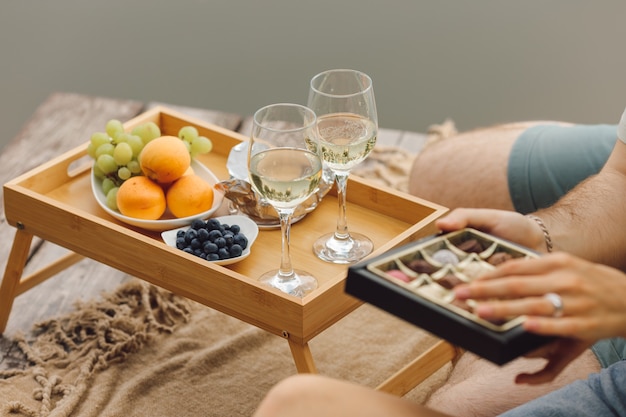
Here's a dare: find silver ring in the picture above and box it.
[544,292,564,317]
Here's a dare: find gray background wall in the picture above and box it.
[1,1,625,151]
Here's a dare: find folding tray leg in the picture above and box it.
[0,228,85,335]
[287,339,318,373]
[376,340,462,396]
[0,228,34,334]
[287,337,460,395]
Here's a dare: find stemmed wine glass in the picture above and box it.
[307,69,378,264]
[248,103,323,297]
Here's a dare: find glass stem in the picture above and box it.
[334,172,350,240]
[276,208,295,278]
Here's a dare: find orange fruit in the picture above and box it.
[116,176,167,220]
[166,174,215,218]
[139,136,191,184]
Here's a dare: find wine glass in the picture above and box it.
[248,103,323,297]
[307,69,378,264]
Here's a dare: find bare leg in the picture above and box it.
[253,374,452,417]
[425,350,600,417]
[408,121,571,211]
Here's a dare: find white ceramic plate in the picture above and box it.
[161,215,259,265]
[91,159,225,232]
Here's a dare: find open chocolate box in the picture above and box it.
[345,228,552,365]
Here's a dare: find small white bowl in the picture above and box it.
[91,159,225,232]
[161,215,259,265]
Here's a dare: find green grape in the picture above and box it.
[117,166,132,180]
[125,134,144,157]
[132,122,161,144]
[95,143,115,158]
[87,141,98,159]
[106,119,125,140]
[127,159,142,174]
[106,187,119,211]
[102,177,116,195]
[114,132,130,143]
[178,126,199,143]
[113,142,133,165]
[90,132,111,149]
[190,135,213,156]
[93,164,105,179]
[96,154,118,174]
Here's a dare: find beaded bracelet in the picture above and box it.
[526,214,553,253]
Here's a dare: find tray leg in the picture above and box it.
[287,339,318,373]
[376,340,461,396]
[0,228,34,334]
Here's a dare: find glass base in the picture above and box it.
[259,269,318,297]
[313,232,373,264]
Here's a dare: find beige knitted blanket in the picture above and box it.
[0,145,454,417]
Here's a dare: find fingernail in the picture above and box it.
[523,318,539,331]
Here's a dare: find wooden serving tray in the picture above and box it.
[2,106,448,388]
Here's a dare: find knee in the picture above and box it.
[253,374,327,417]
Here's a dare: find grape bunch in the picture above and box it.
[88,119,213,211]
[175,218,249,261]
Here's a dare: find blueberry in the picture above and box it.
[208,229,223,241]
[206,219,222,230]
[184,229,197,243]
[176,237,187,249]
[190,238,202,250]
[214,237,226,248]
[229,244,243,257]
[207,253,220,261]
[233,234,248,249]
[182,247,194,255]
[203,241,218,254]
[218,247,230,259]
[191,219,206,230]
[197,228,210,241]
[229,225,241,234]
[176,230,186,239]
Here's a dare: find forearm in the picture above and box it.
[535,142,626,271]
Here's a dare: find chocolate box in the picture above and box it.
[345,228,552,365]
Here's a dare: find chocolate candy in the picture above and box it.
[456,238,484,253]
[431,249,460,265]
[487,252,513,266]
[386,269,412,283]
[406,259,439,274]
[435,274,464,290]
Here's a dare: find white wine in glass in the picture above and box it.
[248,103,323,297]
[308,69,378,264]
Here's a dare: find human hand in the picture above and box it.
[454,252,626,382]
[513,338,592,384]
[435,208,547,253]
